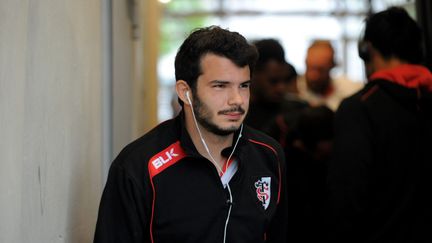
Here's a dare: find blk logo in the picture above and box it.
[152,148,178,169]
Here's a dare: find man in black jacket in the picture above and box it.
[94,26,287,243]
[327,7,432,243]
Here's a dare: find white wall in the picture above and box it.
[0,1,102,242]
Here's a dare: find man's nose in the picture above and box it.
[228,88,244,105]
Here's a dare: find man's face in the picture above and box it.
[305,47,334,93]
[193,53,250,136]
[254,60,292,103]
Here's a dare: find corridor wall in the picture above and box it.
[0,1,102,242]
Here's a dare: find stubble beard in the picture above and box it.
[192,92,246,136]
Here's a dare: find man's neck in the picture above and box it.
[184,111,234,170]
[375,57,406,72]
[368,48,407,76]
[309,81,333,97]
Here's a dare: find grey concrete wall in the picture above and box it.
[0,1,103,242]
[112,0,134,157]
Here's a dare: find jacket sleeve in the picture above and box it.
[94,162,150,243]
[266,147,288,243]
[326,98,373,243]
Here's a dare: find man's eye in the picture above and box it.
[240,83,250,88]
[213,84,225,88]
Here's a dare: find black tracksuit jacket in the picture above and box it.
[94,112,287,243]
[327,77,432,243]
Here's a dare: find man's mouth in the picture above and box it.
[218,107,245,120]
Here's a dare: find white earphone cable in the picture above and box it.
[187,92,223,173]
[223,184,233,243]
[186,91,243,243]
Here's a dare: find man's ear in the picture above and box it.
[176,80,191,105]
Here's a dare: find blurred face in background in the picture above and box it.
[305,46,335,94]
[253,60,293,103]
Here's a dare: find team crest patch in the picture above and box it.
[255,177,271,210]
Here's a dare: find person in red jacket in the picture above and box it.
[327,7,432,243]
[94,26,287,243]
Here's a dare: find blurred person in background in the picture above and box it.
[327,7,432,243]
[246,38,308,134]
[246,39,333,243]
[297,39,363,111]
[286,105,334,243]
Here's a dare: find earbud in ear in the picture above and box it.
[185,91,192,105]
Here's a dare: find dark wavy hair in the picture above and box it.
[363,7,424,64]
[252,38,286,71]
[174,26,258,104]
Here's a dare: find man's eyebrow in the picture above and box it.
[210,80,251,84]
[210,80,230,84]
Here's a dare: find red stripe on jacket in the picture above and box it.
[248,139,282,204]
[148,141,186,242]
